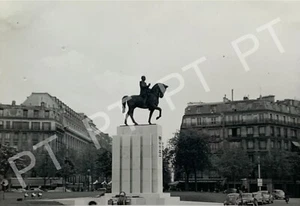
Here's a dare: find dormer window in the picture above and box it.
[210,105,217,113]
[196,106,202,113]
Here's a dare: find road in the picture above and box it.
[272,198,300,206]
[0,191,299,206]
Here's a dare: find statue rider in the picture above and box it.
[139,76,151,105]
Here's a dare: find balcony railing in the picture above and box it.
[225,119,300,127]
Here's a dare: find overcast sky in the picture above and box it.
[0,1,300,143]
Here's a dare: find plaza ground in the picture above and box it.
[0,191,299,206]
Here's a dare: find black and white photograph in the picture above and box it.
[0,1,300,206]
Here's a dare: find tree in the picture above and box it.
[216,147,253,188]
[55,146,76,191]
[35,149,57,187]
[95,148,112,182]
[261,150,296,181]
[162,147,172,191]
[260,150,290,180]
[169,129,211,191]
[288,151,300,182]
[0,144,26,179]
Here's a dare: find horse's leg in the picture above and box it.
[148,109,154,125]
[129,108,138,125]
[124,112,129,126]
[155,106,162,120]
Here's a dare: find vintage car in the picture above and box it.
[261,190,274,203]
[272,189,285,200]
[239,193,258,206]
[224,193,240,205]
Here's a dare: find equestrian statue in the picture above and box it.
[122,76,168,126]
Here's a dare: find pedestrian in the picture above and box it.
[285,192,289,204]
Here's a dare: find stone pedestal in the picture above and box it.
[112,125,163,194]
[111,124,180,205]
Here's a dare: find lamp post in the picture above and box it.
[258,156,262,191]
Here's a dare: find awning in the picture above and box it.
[292,141,300,148]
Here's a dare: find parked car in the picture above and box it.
[272,189,285,200]
[239,193,258,206]
[253,192,267,205]
[261,191,273,203]
[224,193,240,205]
[224,188,238,194]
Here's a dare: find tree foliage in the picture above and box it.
[261,150,297,180]
[162,147,172,191]
[215,146,253,186]
[35,149,57,186]
[0,144,26,178]
[168,129,211,191]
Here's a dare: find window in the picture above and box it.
[33,110,39,118]
[22,122,29,130]
[211,105,217,113]
[211,117,216,124]
[293,118,296,124]
[271,140,275,148]
[277,141,281,149]
[0,109,3,116]
[248,155,254,162]
[259,141,266,149]
[259,113,264,121]
[42,122,51,130]
[45,110,50,118]
[13,136,18,146]
[270,126,274,136]
[210,129,220,137]
[196,107,202,113]
[191,118,196,126]
[284,141,288,150]
[259,127,265,135]
[12,122,22,129]
[197,117,202,125]
[284,128,288,138]
[32,122,40,130]
[4,133,10,145]
[0,121,3,129]
[283,116,286,123]
[276,127,281,137]
[291,129,297,138]
[6,121,10,129]
[247,140,254,149]
[276,114,279,121]
[270,114,273,120]
[183,118,191,126]
[247,127,254,136]
[32,136,39,145]
[23,110,28,117]
[230,128,240,137]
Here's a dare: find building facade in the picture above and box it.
[0,93,110,189]
[180,95,300,193]
[0,93,95,152]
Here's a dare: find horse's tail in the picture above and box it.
[122,96,128,113]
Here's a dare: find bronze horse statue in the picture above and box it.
[122,83,168,125]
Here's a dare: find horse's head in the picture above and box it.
[156,83,168,98]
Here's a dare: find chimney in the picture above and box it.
[231,89,234,101]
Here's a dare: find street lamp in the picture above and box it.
[257,156,262,191]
